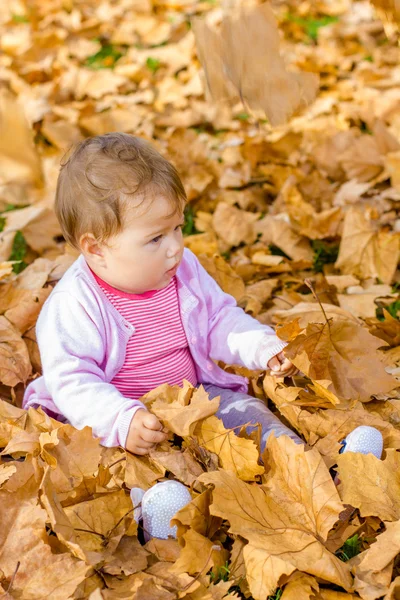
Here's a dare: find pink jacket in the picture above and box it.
[23,248,287,448]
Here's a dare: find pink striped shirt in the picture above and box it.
[92,271,198,400]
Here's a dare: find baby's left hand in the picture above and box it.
[267,351,298,377]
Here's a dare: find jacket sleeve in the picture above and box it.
[191,253,287,370]
[37,291,145,448]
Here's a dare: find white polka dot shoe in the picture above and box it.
[130,480,192,542]
[339,426,383,459]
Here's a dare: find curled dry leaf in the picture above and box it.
[264,376,400,467]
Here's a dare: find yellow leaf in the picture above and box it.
[194,415,264,481]
[150,384,220,437]
[337,449,400,521]
[335,208,400,284]
[199,435,352,599]
[284,319,397,402]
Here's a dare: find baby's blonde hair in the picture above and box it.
[55,132,187,250]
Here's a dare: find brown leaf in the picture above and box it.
[170,529,227,575]
[197,253,245,301]
[0,476,89,598]
[366,309,400,347]
[254,215,314,261]
[211,203,259,248]
[335,208,400,284]
[0,88,42,186]
[264,377,400,467]
[149,447,204,488]
[284,184,342,239]
[284,319,397,402]
[64,490,136,554]
[125,452,165,491]
[350,521,400,600]
[200,435,352,599]
[193,4,318,126]
[194,415,264,481]
[336,449,400,521]
[148,384,220,437]
[280,573,319,600]
[0,315,31,386]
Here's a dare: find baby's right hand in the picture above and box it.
[126,409,167,455]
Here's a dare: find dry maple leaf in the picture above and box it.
[0,88,42,186]
[0,466,89,598]
[197,253,245,301]
[264,377,400,467]
[350,520,400,600]
[0,315,32,387]
[335,207,400,284]
[193,3,318,126]
[336,448,400,521]
[200,435,352,600]
[145,383,220,437]
[211,202,259,249]
[283,318,397,402]
[194,415,264,481]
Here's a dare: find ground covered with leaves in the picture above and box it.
[2,0,400,598]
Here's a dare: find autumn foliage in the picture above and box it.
[1,0,400,598]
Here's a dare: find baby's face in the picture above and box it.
[98,195,185,294]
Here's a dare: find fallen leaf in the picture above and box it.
[200,435,352,600]
[211,202,259,248]
[336,449,400,521]
[335,208,400,284]
[147,384,220,437]
[194,415,264,481]
[197,253,245,301]
[193,4,318,126]
[284,318,397,402]
[350,520,400,600]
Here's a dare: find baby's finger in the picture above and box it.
[141,427,167,445]
[142,412,163,431]
[132,446,151,456]
[279,358,293,371]
[267,356,281,372]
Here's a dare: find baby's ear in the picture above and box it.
[79,233,105,262]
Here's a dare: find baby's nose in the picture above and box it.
[167,239,182,258]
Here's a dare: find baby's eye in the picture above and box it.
[175,224,184,231]
[150,235,163,244]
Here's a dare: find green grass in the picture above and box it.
[269,244,291,259]
[182,204,200,237]
[376,298,400,322]
[311,240,339,273]
[285,14,339,41]
[9,231,28,274]
[234,112,250,121]
[85,44,124,69]
[336,534,363,562]
[268,588,282,600]
[146,57,161,73]
[12,14,29,23]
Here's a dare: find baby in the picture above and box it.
[22,133,383,470]
[23,132,301,454]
